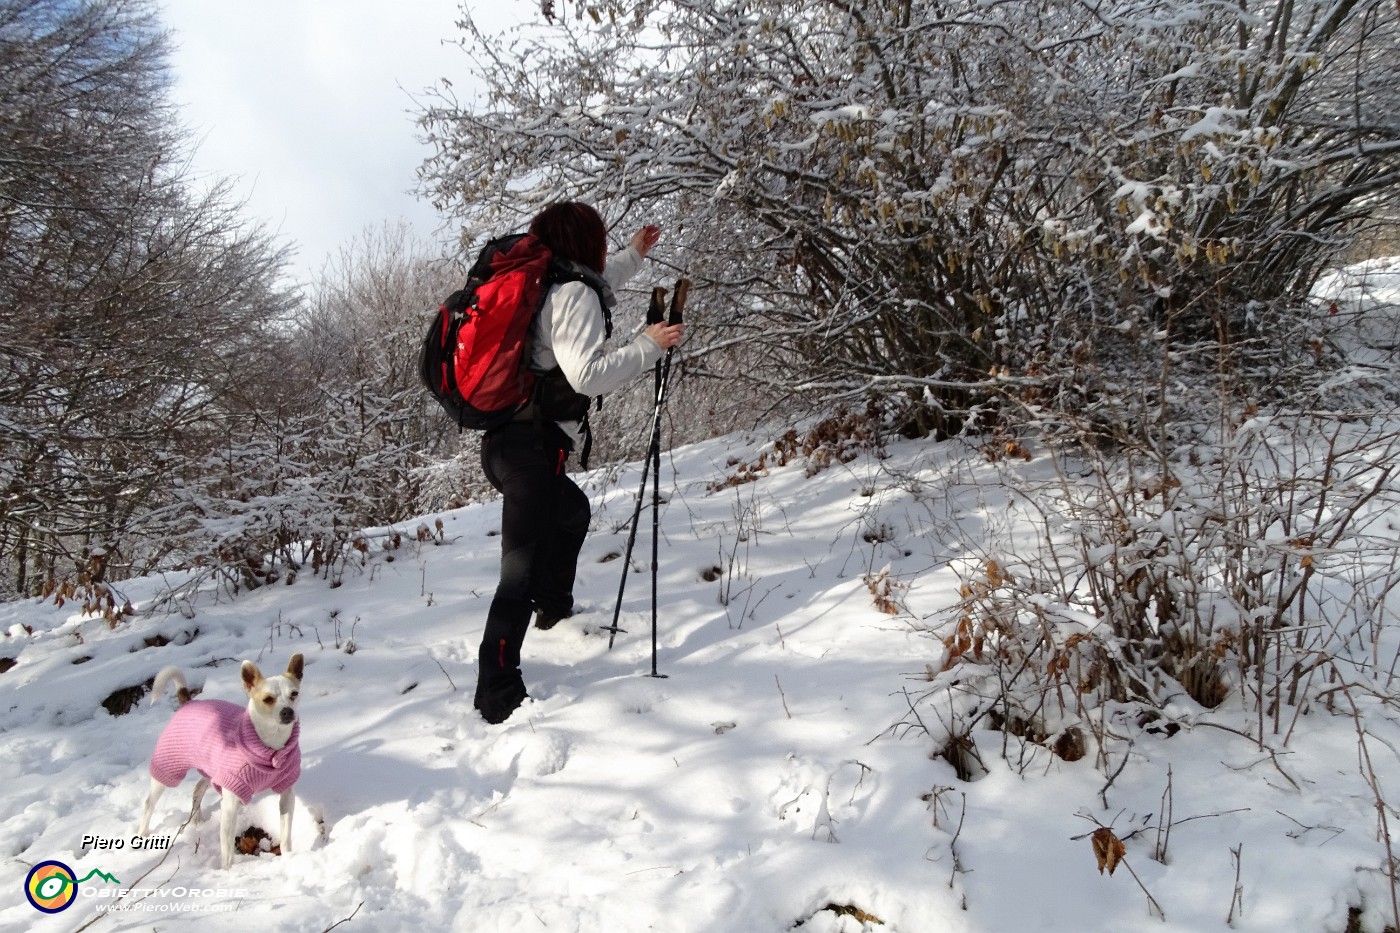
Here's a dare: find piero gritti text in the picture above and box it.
[81,833,172,851]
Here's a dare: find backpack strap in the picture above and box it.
[578,412,595,470]
[546,257,615,338]
[534,256,616,471]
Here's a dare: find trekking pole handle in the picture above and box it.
[647,287,667,326]
[668,278,691,325]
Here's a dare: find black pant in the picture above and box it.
[473,422,590,723]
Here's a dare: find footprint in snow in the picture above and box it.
[514,731,572,778]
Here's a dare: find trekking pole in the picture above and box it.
[606,278,690,666]
[646,279,688,677]
[605,286,668,649]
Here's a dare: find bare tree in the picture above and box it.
[152,222,518,593]
[299,222,465,455]
[291,221,473,516]
[0,0,296,596]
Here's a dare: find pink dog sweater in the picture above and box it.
[150,700,300,804]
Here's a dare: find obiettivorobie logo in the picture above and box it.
[23,858,248,917]
[24,861,122,914]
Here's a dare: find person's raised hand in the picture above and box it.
[630,224,661,259]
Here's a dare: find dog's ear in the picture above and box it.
[286,653,304,683]
[240,661,263,694]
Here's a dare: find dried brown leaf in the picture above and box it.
[1091,827,1126,875]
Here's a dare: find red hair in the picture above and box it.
[528,202,608,273]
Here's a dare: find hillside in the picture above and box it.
[2,416,1396,932]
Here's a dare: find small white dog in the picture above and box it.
[138,654,304,869]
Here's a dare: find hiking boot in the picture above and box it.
[474,674,527,725]
[533,608,573,630]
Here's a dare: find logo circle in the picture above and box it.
[25,860,78,913]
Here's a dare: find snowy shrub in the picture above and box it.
[418,0,1400,436]
[707,402,901,492]
[155,394,420,596]
[916,401,1400,928]
[412,447,494,513]
[909,407,1400,786]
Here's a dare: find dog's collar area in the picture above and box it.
[239,714,300,768]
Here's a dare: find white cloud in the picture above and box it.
[158,0,514,284]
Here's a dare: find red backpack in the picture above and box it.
[423,233,612,431]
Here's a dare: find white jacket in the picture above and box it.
[529,244,665,444]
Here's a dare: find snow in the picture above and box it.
[1,424,1397,932]
[1179,106,1247,142]
[1125,209,1167,239]
[1314,256,1400,360]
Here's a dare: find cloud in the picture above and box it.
[158,0,495,284]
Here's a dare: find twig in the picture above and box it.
[71,857,185,933]
[947,791,968,891]
[1154,765,1173,863]
[71,812,197,932]
[1194,721,1300,790]
[431,654,457,691]
[1099,740,1131,808]
[1083,806,1252,846]
[1121,856,1166,921]
[871,685,933,745]
[1333,670,1400,932]
[1165,808,1252,828]
[324,901,365,931]
[1275,809,1344,846]
[1226,843,1244,926]
[775,674,792,718]
[467,797,506,828]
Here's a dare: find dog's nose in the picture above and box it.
[279,707,296,725]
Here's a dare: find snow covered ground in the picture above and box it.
[2,413,1397,933]
[1315,256,1400,362]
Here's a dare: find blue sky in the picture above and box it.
[158,0,519,285]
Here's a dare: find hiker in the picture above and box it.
[473,202,685,725]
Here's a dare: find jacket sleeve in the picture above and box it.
[604,245,643,290]
[550,281,664,396]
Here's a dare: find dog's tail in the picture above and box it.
[150,667,191,706]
